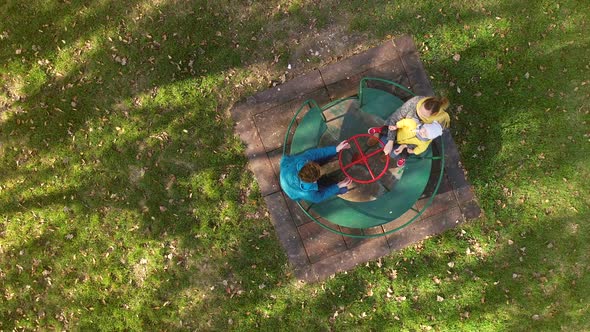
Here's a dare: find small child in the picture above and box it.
[369,119,443,162]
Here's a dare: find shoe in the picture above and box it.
[368,127,383,135]
[367,136,380,147]
[396,158,406,167]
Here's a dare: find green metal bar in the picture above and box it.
[359,77,416,107]
[282,99,322,157]
[321,96,357,111]
[414,156,442,160]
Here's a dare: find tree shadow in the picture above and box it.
[240,210,590,331]
[0,0,284,329]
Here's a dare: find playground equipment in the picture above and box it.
[282,78,445,238]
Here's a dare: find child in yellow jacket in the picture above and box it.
[368,119,443,159]
[389,119,443,156]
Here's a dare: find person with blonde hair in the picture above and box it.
[368,96,450,157]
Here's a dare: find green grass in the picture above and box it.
[1,0,589,330]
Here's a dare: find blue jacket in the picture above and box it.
[280,146,346,203]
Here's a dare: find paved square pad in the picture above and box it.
[231,35,481,282]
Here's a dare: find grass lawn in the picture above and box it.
[1,0,588,330]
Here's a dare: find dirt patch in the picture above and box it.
[128,165,146,185]
[131,261,148,287]
[242,15,374,90]
[0,73,26,119]
[0,73,25,101]
[288,25,370,71]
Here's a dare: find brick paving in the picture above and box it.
[231,35,481,282]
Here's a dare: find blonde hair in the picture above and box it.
[420,96,451,128]
[423,96,449,114]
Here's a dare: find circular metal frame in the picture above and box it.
[282,77,445,238]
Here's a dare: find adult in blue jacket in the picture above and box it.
[280,141,352,203]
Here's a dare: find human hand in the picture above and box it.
[407,148,415,154]
[388,125,397,131]
[336,140,351,152]
[337,177,352,188]
[394,144,407,155]
[383,140,394,155]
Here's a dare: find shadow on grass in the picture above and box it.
[0,0,286,329]
[236,210,589,331]
[176,2,589,330]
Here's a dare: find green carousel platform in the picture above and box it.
[285,78,444,237]
[231,35,481,282]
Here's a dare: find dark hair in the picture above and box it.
[298,162,321,182]
[423,96,449,115]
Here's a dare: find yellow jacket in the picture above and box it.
[395,118,431,155]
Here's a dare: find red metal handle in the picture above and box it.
[338,134,390,184]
